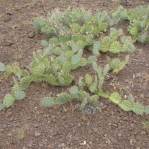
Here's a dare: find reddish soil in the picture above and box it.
[0,0,149,149]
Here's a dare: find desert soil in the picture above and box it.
[0,0,149,149]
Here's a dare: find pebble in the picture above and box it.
[34,131,41,137]
[39,143,44,147]
[130,138,136,145]
[118,133,122,137]
[33,123,39,128]
[141,131,146,135]
[58,143,65,148]
[7,132,12,136]
[2,40,14,46]
[80,140,87,146]
[28,32,35,38]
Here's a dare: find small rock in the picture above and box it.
[3,40,14,46]
[141,131,146,135]
[39,143,44,147]
[7,132,12,136]
[118,133,122,137]
[35,131,41,137]
[130,138,136,145]
[28,32,35,38]
[133,74,136,79]
[140,94,144,98]
[80,140,87,146]
[136,73,142,78]
[58,143,65,148]
[33,123,39,128]
[6,11,13,15]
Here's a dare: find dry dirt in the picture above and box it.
[0,0,149,149]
